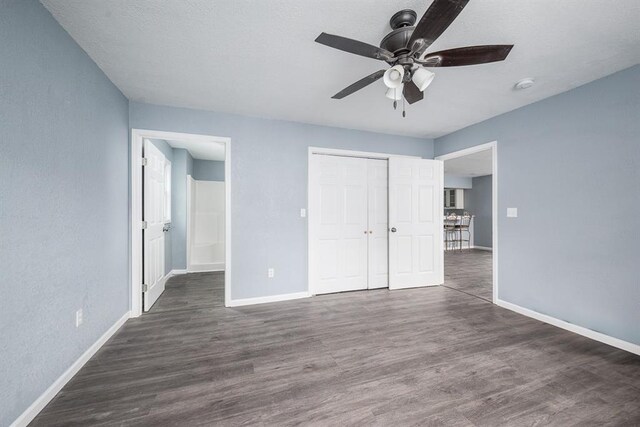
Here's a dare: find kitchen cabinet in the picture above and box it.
[444,188,464,209]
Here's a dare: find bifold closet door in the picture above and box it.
[367,159,389,289]
[388,157,444,289]
[310,155,368,295]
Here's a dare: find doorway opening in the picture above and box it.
[435,141,497,303]
[130,130,231,317]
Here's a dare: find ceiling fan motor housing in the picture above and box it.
[380,10,417,55]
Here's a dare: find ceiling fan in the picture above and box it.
[315,0,514,116]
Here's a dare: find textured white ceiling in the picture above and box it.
[164,139,225,161]
[443,148,492,177]
[41,0,640,138]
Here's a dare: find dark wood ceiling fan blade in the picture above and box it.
[422,45,514,66]
[332,70,386,99]
[403,80,424,104]
[409,0,469,55]
[315,33,393,61]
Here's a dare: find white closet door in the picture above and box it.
[311,155,368,295]
[389,157,443,289]
[367,159,388,289]
[143,139,167,311]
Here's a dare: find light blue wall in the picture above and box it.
[149,139,174,274]
[465,176,492,248]
[0,0,129,425]
[444,174,473,189]
[435,65,640,345]
[130,102,434,299]
[171,148,193,270]
[193,159,225,182]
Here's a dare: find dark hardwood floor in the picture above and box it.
[31,265,640,426]
[445,248,493,302]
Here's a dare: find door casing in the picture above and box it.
[131,129,232,316]
[435,141,498,303]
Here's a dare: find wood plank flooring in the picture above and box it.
[31,257,640,426]
[445,249,493,302]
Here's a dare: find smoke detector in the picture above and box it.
[514,78,535,90]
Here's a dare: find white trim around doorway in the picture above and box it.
[435,141,498,304]
[130,129,232,317]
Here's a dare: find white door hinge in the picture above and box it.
[141,220,148,229]
[142,283,148,292]
[141,158,148,166]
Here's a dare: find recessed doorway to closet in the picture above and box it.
[308,148,444,296]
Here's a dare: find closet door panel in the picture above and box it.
[367,159,389,289]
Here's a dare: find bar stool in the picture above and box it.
[444,213,458,251]
[457,213,472,250]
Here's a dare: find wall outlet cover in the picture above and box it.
[300,208,307,218]
[507,208,518,218]
[268,268,275,278]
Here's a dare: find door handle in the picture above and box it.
[390,227,397,233]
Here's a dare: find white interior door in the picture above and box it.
[143,139,167,311]
[310,155,368,295]
[367,159,388,289]
[389,157,443,289]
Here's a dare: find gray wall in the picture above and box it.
[465,176,492,248]
[193,159,225,182]
[444,174,473,189]
[149,139,174,274]
[171,148,193,270]
[435,65,640,345]
[130,102,434,300]
[0,0,129,425]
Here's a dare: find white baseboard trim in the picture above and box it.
[471,245,493,251]
[496,299,640,356]
[188,263,224,273]
[169,269,187,275]
[228,291,311,307]
[11,311,131,427]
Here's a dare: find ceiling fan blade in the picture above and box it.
[408,0,470,55]
[316,33,394,61]
[403,80,424,105]
[422,45,514,66]
[332,70,386,99]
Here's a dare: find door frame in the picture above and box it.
[307,147,419,296]
[435,141,498,304]
[130,129,232,317]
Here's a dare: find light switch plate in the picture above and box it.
[300,208,306,218]
[507,208,518,218]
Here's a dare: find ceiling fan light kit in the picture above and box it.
[315,0,514,117]
[383,65,405,89]
[412,67,436,92]
[385,85,404,101]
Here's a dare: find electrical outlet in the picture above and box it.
[268,268,275,278]
[507,208,518,218]
[300,208,307,218]
[75,309,83,327]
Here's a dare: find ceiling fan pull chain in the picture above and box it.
[393,88,397,110]
[402,96,406,118]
